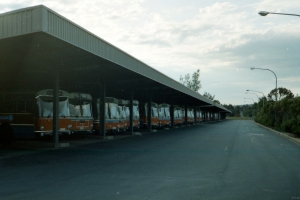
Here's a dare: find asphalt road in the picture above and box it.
[1,120,300,200]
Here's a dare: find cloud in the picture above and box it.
[254,0,300,11]
[1,0,300,104]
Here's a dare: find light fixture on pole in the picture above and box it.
[244,101,254,118]
[246,92,259,112]
[258,11,300,17]
[246,89,265,107]
[250,67,277,101]
[244,98,254,103]
[244,98,256,117]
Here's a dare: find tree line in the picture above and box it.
[179,70,299,135]
[223,88,299,135]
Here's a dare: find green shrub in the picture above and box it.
[256,98,300,135]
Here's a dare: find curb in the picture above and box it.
[253,121,300,146]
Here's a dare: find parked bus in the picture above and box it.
[132,100,140,129]
[187,108,195,124]
[35,89,72,137]
[139,102,159,129]
[118,99,127,132]
[69,92,93,134]
[0,93,36,138]
[106,97,120,133]
[196,108,203,123]
[93,98,100,134]
[124,100,140,129]
[93,98,141,133]
[206,111,211,121]
[0,89,72,139]
[181,107,186,125]
[214,112,219,121]
[174,106,183,126]
[158,103,171,128]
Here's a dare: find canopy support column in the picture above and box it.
[185,104,188,126]
[170,101,174,128]
[129,91,133,134]
[53,71,59,145]
[147,96,152,131]
[194,106,197,124]
[100,83,106,137]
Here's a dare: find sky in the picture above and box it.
[1,0,300,105]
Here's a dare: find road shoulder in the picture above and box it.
[252,121,300,146]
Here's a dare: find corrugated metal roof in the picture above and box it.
[0,5,231,113]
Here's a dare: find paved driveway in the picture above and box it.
[1,120,300,200]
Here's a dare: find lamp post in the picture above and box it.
[244,97,258,116]
[244,98,254,103]
[258,11,300,17]
[246,92,259,112]
[244,101,254,118]
[246,89,265,107]
[250,67,277,101]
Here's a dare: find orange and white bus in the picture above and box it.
[196,108,203,123]
[174,106,184,126]
[187,108,195,124]
[124,100,140,129]
[158,103,171,128]
[118,99,128,132]
[35,89,72,137]
[106,97,121,133]
[69,92,93,134]
[132,100,140,129]
[139,102,159,129]
[0,89,72,138]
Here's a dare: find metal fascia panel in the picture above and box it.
[0,5,45,39]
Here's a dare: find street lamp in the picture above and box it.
[244,101,254,118]
[258,11,300,17]
[244,98,256,117]
[246,92,259,112]
[250,67,277,101]
[246,89,265,107]
[244,97,259,116]
[244,98,254,103]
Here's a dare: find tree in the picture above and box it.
[267,87,294,101]
[179,69,201,93]
[223,104,236,117]
[203,92,221,104]
[214,99,221,104]
[203,92,215,100]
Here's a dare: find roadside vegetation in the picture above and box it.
[223,88,300,136]
[179,70,299,135]
[255,96,300,135]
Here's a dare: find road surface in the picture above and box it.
[1,120,300,199]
